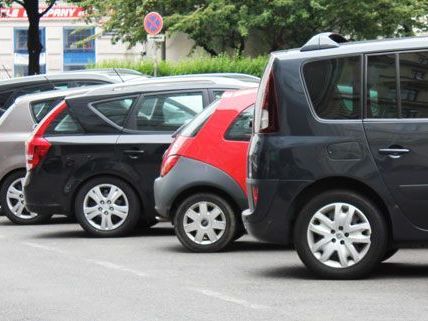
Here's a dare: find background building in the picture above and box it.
[0,3,197,78]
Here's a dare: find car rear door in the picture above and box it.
[116,90,210,210]
[363,50,428,229]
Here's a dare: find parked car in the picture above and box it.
[243,32,428,279]
[24,77,258,236]
[0,68,146,112]
[0,86,104,223]
[154,89,256,252]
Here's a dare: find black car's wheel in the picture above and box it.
[0,170,51,224]
[174,193,238,252]
[75,176,141,237]
[382,248,399,262]
[294,190,388,279]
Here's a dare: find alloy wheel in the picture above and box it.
[6,178,37,220]
[83,184,129,231]
[307,202,372,268]
[183,201,227,245]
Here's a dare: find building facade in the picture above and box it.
[0,4,197,79]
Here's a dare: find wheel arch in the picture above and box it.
[289,176,392,242]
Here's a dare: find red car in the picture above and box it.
[154,89,256,252]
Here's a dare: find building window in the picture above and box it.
[63,27,95,71]
[13,28,46,77]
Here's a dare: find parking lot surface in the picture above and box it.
[0,216,427,321]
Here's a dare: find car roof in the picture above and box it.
[216,88,257,112]
[66,76,259,101]
[273,34,428,61]
[0,69,148,89]
[13,86,106,106]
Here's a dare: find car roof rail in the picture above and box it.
[300,32,348,52]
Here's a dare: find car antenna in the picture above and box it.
[113,68,125,83]
[43,74,56,89]
[2,65,11,79]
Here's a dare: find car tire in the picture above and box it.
[382,248,399,262]
[0,170,52,224]
[294,190,388,279]
[75,176,141,237]
[174,193,237,252]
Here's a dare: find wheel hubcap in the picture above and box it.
[307,202,372,268]
[83,184,129,231]
[6,178,37,219]
[183,201,227,245]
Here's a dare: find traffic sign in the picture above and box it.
[144,12,163,35]
[147,34,165,42]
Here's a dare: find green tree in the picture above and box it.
[1,0,57,75]
[77,0,428,56]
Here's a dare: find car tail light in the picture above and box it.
[160,155,180,177]
[26,101,67,171]
[254,57,279,133]
[251,185,259,207]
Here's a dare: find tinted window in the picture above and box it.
[0,91,14,108]
[400,52,428,118]
[46,108,83,135]
[304,56,361,119]
[31,98,64,123]
[92,98,135,127]
[180,100,219,137]
[132,92,204,131]
[225,105,254,141]
[367,54,398,118]
[213,90,226,100]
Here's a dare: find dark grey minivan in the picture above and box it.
[244,33,428,279]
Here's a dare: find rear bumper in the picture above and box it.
[154,157,247,220]
[23,171,70,216]
[243,178,311,245]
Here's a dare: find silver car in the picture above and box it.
[0,87,98,224]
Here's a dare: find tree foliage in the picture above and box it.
[1,0,57,75]
[77,0,428,55]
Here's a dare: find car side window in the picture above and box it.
[400,52,428,118]
[0,90,14,108]
[367,54,398,118]
[31,98,64,123]
[92,97,135,127]
[225,105,254,141]
[303,56,362,119]
[213,90,226,100]
[46,108,84,135]
[131,92,204,131]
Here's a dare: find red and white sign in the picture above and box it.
[144,12,163,35]
[0,6,85,19]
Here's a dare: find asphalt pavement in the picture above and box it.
[0,216,428,321]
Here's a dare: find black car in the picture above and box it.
[0,68,145,112]
[244,33,428,279]
[24,77,257,237]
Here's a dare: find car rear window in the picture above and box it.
[179,100,219,137]
[31,98,64,123]
[303,56,362,119]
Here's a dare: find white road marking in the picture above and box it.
[188,287,273,311]
[23,241,67,254]
[86,259,148,278]
[22,241,149,278]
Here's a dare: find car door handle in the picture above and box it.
[123,149,145,159]
[378,148,410,159]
